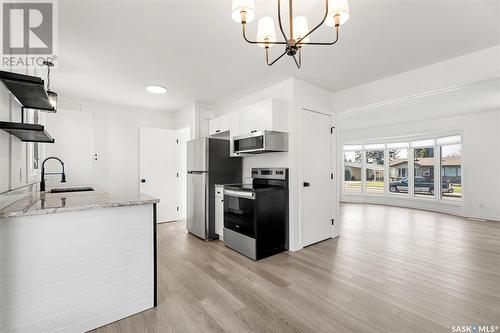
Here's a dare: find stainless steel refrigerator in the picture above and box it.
[187,137,242,240]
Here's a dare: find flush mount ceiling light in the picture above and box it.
[232,0,350,69]
[146,85,167,94]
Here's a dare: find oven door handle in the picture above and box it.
[225,190,255,200]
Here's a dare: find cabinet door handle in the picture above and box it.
[303,182,310,187]
[141,179,146,183]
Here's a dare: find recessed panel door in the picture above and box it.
[140,127,178,223]
[300,109,333,247]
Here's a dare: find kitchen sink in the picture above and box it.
[49,187,95,194]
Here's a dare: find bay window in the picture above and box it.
[342,134,462,204]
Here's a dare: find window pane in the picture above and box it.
[344,151,361,193]
[414,148,435,197]
[365,150,384,194]
[389,149,408,195]
[441,144,462,200]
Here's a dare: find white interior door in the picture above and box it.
[177,127,191,220]
[300,109,333,247]
[140,127,178,223]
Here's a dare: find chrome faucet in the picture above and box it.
[40,157,66,192]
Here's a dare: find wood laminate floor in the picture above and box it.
[91,203,500,333]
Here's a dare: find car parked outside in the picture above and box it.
[389,176,453,195]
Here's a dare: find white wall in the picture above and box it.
[0,67,41,197]
[335,46,500,221]
[47,97,176,194]
[44,109,95,186]
[0,83,12,194]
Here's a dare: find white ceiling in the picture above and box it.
[55,0,500,111]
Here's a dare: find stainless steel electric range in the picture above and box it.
[223,168,288,260]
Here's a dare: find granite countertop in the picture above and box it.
[0,185,159,219]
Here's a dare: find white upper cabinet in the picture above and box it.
[230,111,241,136]
[208,98,287,156]
[208,113,232,135]
[208,118,218,135]
[238,98,288,134]
[239,104,259,134]
[209,98,287,137]
[255,98,288,132]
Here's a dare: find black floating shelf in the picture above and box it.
[0,70,56,112]
[0,121,54,143]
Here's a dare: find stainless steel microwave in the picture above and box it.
[233,130,288,154]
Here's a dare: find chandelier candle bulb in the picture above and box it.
[257,17,277,47]
[325,0,350,26]
[232,0,255,23]
[294,16,310,43]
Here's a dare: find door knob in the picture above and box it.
[141,179,146,183]
[303,182,310,187]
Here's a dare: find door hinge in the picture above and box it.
[176,206,179,211]
[330,126,335,134]
[176,172,179,177]
[176,139,179,144]
[331,219,335,226]
[330,173,333,180]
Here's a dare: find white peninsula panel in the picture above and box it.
[0,203,155,333]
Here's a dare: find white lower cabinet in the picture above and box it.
[214,186,224,240]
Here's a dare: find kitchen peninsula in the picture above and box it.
[0,187,158,333]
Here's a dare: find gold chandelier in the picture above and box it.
[232,0,350,68]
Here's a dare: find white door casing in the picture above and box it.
[140,127,178,223]
[300,109,334,247]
